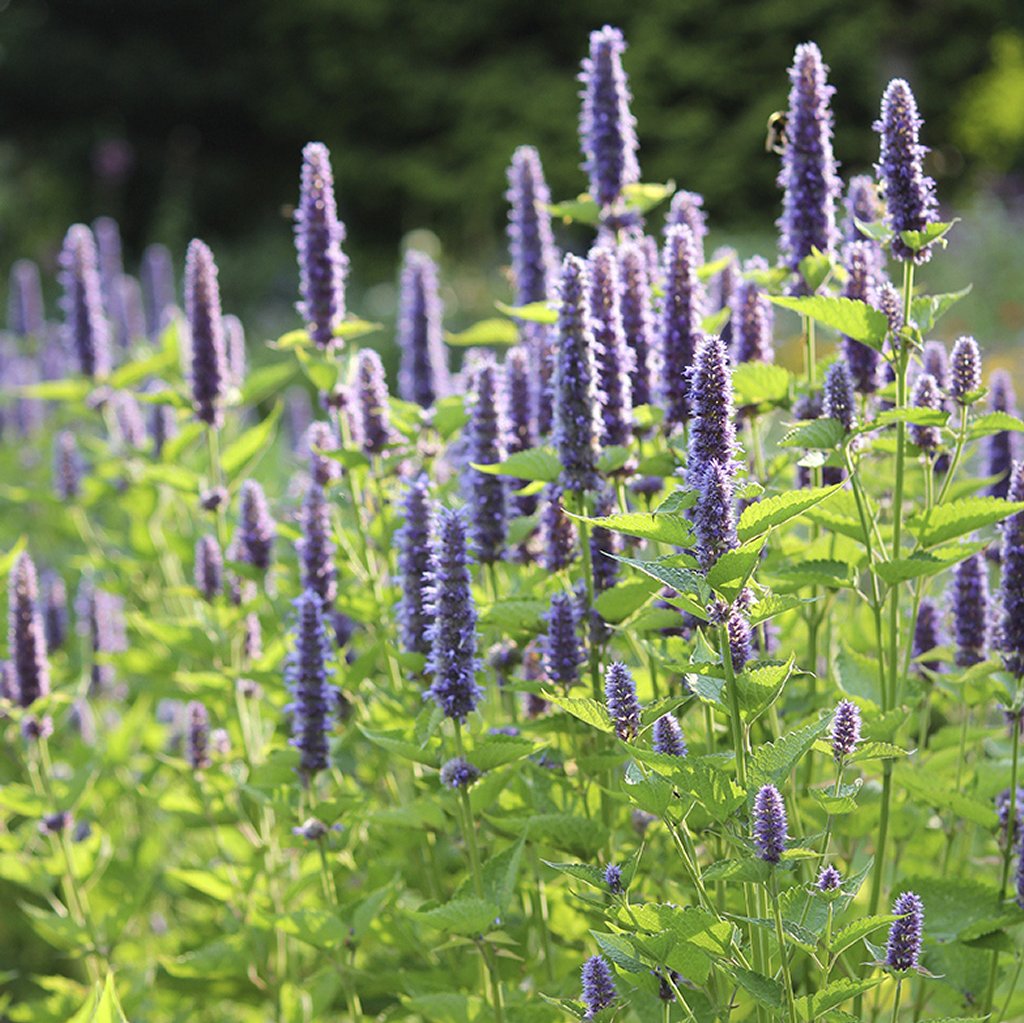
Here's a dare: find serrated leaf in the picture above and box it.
[908,497,1024,548]
[874,406,950,429]
[542,861,608,889]
[767,559,854,591]
[414,897,499,935]
[471,447,561,482]
[467,735,536,771]
[220,404,281,476]
[611,554,709,605]
[445,318,519,347]
[780,418,846,450]
[748,717,831,794]
[794,976,885,1020]
[828,916,901,956]
[706,539,765,593]
[700,306,730,335]
[911,284,972,333]
[592,931,648,973]
[872,542,987,584]
[542,692,614,733]
[275,909,349,949]
[769,295,888,346]
[969,410,1024,440]
[732,361,793,406]
[569,510,693,546]
[849,741,911,763]
[902,773,997,827]
[594,579,660,623]
[737,484,843,541]
[900,219,958,252]
[723,967,783,1008]
[359,728,441,767]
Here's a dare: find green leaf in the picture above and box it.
[467,735,536,771]
[736,484,843,541]
[900,218,958,252]
[542,692,614,734]
[828,916,901,956]
[14,377,93,401]
[334,318,384,341]
[611,554,710,608]
[769,295,889,346]
[542,861,608,890]
[722,967,783,1009]
[911,284,972,333]
[901,773,997,827]
[413,897,499,935]
[700,306,730,335]
[622,180,676,213]
[798,249,834,293]
[68,973,131,1023]
[908,496,1024,548]
[359,728,441,767]
[706,539,766,594]
[780,418,846,450]
[748,717,831,794]
[873,542,988,584]
[480,598,547,631]
[221,404,282,476]
[445,318,519,347]
[874,406,950,429]
[471,446,561,482]
[275,909,349,949]
[697,251,735,281]
[568,510,693,547]
[854,218,893,243]
[732,362,793,406]
[850,741,912,763]
[510,813,607,857]
[594,579,660,624]
[968,411,1024,440]
[240,361,297,405]
[494,300,558,325]
[766,559,854,591]
[166,868,235,902]
[794,976,884,1020]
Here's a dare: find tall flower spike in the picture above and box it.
[186,700,211,770]
[618,241,657,408]
[605,662,641,741]
[543,590,583,690]
[843,175,884,243]
[581,955,617,1018]
[732,257,774,364]
[823,359,857,432]
[295,142,348,348]
[506,146,559,310]
[286,589,334,778]
[664,190,708,262]
[297,479,337,605]
[42,573,67,653]
[694,460,738,570]
[987,372,1021,497]
[818,864,842,891]
[397,475,435,657]
[59,224,111,378]
[53,431,81,501]
[832,699,861,760]
[579,26,640,212]
[8,553,50,708]
[688,334,737,483]
[554,255,602,493]
[425,509,482,721]
[184,239,227,427]
[885,892,924,970]
[949,336,982,404]
[8,259,45,338]
[950,551,989,667]
[504,346,538,516]
[875,79,938,263]
[352,348,392,456]
[590,488,621,593]
[140,243,175,342]
[727,608,752,672]
[398,250,449,408]
[1000,463,1024,677]
[223,314,246,389]
[841,242,882,392]
[913,598,944,672]
[908,373,943,452]
[922,341,949,393]
[304,421,341,488]
[752,783,788,863]
[466,357,508,564]
[588,246,634,446]
[541,489,577,572]
[776,43,841,274]
[117,275,146,349]
[660,226,705,429]
[194,535,223,602]
[652,713,687,756]
[93,217,128,350]
[236,480,275,572]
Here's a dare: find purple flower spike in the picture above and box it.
[752,783,788,864]
[665,190,708,262]
[8,553,50,709]
[398,250,449,408]
[543,590,583,689]
[922,342,949,394]
[652,713,687,756]
[776,43,841,274]
[140,243,175,342]
[949,336,982,405]
[604,863,624,894]
[425,509,482,722]
[541,490,578,572]
[467,356,508,564]
[554,255,602,493]
[987,372,1021,497]
[304,421,341,488]
[298,479,337,605]
[223,314,246,388]
[823,359,857,432]
[53,432,81,501]
[42,574,67,653]
[843,175,884,244]
[605,661,641,741]
[908,373,943,452]
[886,891,924,970]
[287,589,334,779]
[589,246,634,447]
[186,700,211,770]
[59,224,111,379]
[506,146,559,309]
[732,258,774,365]
[840,242,882,393]
[8,260,45,338]
[440,756,480,789]
[817,864,842,891]
[236,480,275,572]
[397,475,435,657]
[950,551,989,668]
[688,334,737,484]
[618,241,657,408]
[694,460,738,571]
[194,535,223,602]
[659,225,705,429]
[504,346,539,517]
[1000,463,1024,677]
[295,142,348,348]
[579,26,640,212]
[581,955,617,1018]
[832,699,861,761]
[875,80,938,263]
[727,609,752,672]
[912,599,943,672]
[353,348,393,456]
[590,488,621,593]
[184,239,227,427]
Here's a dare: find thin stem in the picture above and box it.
[719,625,746,787]
[770,871,799,1023]
[890,978,903,1023]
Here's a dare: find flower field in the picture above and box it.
[3,24,1024,1023]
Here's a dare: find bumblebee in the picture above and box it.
[765,111,787,155]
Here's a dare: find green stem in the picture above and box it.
[770,871,799,1023]
[890,978,903,1023]
[719,625,746,787]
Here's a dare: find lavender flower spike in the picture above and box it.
[398,250,449,407]
[987,372,1021,497]
[604,863,623,894]
[8,259,45,338]
[694,460,739,570]
[659,225,705,429]
[652,713,687,756]
[875,80,939,263]
[776,43,841,274]
[1000,463,1024,677]
[823,359,857,433]
[949,336,982,405]
[140,243,176,341]
[912,599,943,672]
[950,551,989,668]
[618,241,657,408]
[295,142,348,348]
[727,608,752,672]
[688,334,737,483]
[504,346,538,517]
[543,590,583,689]
[287,589,334,778]
[186,700,211,770]
[817,864,842,891]
[42,574,68,653]
[194,535,223,602]
[59,224,111,379]
[184,239,228,427]
[554,255,602,493]
[605,661,641,741]
[297,479,337,604]
[506,146,559,310]
[8,552,50,708]
[831,699,861,761]
[352,348,393,456]
[732,257,774,364]
[588,246,634,446]
[397,475,435,657]
[54,432,81,501]
[440,756,480,789]
[581,955,617,1018]
[579,26,639,212]
[236,480,275,571]
[466,356,508,564]
[843,175,884,243]
[425,509,482,722]
[885,891,924,970]
[908,373,943,452]
[752,783,788,863]
[665,190,708,262]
